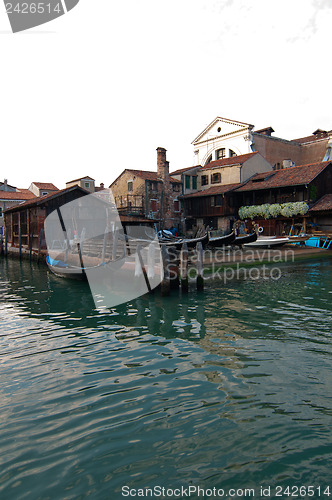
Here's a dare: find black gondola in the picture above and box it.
[232,232,258,245]
[208,231,236,247]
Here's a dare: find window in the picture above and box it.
[201,175,208,186]
[173,183,181,192]
[150,181,157,191]
[216,148,225,160]
[211,172,221,184]
[0,207,3,218]
[206,155,212,164]
[128,181,133,192]
[210,195,223,207]
[229,149,237,157]
[41,191,48,196]
[185,175,191,189]
[174,200,180,212]
[0,227,3,235]
[192,176,197,190]
[215,195,223,206]
[150,199,157,212]
[84,182,90,189]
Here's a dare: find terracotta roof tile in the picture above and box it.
[181,183,241,198]
[200,152,258,170]
[4,186,89,213]
[0,190,36,200]
[235,162,331,192]
[32,182,59,190]
[309,194,332,212]
[124,169,181,183]
[170,166,200,175]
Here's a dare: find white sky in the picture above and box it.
[0,0,331,190]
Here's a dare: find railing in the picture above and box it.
[115,195,145,215]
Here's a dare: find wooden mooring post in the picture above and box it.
[37,228,44,264]
[180,242,189,292]
[4,227,8,257]
[196,241,204,290]
[160,244,170,296]
[19,226,22,260]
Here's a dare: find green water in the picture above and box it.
[0,257,332,499]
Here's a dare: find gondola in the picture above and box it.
[46,254,125,280]
[232,232,258,246]
[208,230,236,247]
[160,232,209,249]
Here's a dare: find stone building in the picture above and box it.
[110,148,182,230]
[191,116,332,170]
[28,182,59,197]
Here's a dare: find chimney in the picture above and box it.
[157,147,169,181]
[100,182,104,189]
[282,159,294,169]
[4,179,8,191]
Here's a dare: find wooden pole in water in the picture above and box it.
[37,227,44,264]
[29,231,33,260]
[19,224,22,260]
[169,245,180,289]
[160,244,170,296]
[4,227,8,257]
[180,242,189,292]
[196,241,204,290]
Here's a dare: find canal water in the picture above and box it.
[0,257,332,500]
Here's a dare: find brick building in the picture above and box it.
[191,116,332,170]
[110,147,182,230]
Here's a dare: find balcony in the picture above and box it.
[114,195,145,216]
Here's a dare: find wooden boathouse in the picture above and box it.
[2,186,158,261]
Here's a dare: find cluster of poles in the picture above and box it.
[160,241,204,296]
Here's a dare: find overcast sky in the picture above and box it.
[0,0,331,190]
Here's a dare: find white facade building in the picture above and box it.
[192,117,254,166]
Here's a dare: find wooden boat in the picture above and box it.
[46,254,125,280]
[233,232,258,246]
[161,232,209,249]
[287,235,310,244]
[244,236,289,248]
[208,230,236,247]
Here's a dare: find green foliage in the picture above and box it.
[239,202,309,220]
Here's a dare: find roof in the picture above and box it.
[254,126,275,136]
[4,185,89,213]
[192,116,253,144]
[66,176,95,184]
[31,182,59,190]
[309,194,332,212]
[170,166,200,175]
[110,169,181,186]
[201,152,259,170]
[292,130,331,144]
[235,161,331,192]
[0,190,36,200]
[181,183,241,199]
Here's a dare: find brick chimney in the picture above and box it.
[157,147,169,181]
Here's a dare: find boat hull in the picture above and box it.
[233,233,258,245]
[244,237,289,248]
[208,231,236,247]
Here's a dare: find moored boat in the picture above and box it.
[244,236,289,248]
[208,230,236,247]
[233,232,258,246]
